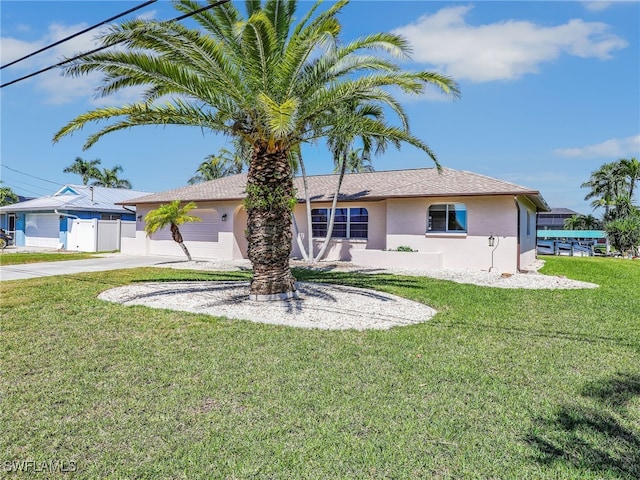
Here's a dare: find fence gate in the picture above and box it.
[67,219,135,252]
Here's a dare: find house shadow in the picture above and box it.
[525,372,640,478]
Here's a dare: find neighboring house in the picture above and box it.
[536,207,579,231]
[120,168,549,273]
[0,185,151,251]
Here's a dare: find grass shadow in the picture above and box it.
[526,372,640,478]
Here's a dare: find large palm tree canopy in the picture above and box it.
[52,0,460,297]
[53,0,458,151]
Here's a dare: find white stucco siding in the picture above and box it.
[123,201,238,260]
[385,196,520,272]
[516,196,538,269]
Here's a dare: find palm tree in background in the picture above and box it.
[618,157,640,201]
[63,157,102,185]
[332,147,375,174]
[53,0,459,298]
[582,159,639,217]
[564,214,601,230]
[0,181,19,206]
[188,141,247,184]
[144,200,201,261]
[90,165,132,189]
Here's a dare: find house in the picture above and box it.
[119,168,549,273]
[0,184,151,251]
[536,207,580,231]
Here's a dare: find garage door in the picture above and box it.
[25,214,60,248]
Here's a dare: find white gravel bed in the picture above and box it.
[160,258,599,290]
[98,281,437,330]
[98,258,597,331]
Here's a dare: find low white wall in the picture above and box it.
[351,250,443,270]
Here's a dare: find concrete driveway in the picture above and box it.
[0,253,187,281]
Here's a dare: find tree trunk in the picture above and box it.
[245,143,297,300]
[170,223,192,261]
[298,156,315,263]
[314,153,347,262]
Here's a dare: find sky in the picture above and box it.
[1,0,639,215]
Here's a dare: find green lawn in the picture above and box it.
[0,252,100,266]
[1,257,638,479]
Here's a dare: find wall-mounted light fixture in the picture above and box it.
[221,213,228,222]
[137,215,142,221]
[488,235,495,247]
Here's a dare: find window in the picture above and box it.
[427,203,467,233]
[311,207,368,239]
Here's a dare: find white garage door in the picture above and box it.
[25,214,60,248]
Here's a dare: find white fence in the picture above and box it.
[67,219,136,252]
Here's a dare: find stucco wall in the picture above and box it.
[122,201,239,260]
[516,196,539,269]
[384,196,520,272]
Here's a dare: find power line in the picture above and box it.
[3,165,63,185]
[0,0,231,89]
[1,0,158,70]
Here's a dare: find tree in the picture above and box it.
[188,143,247,184]
[53,0,459,299]
[563,214,601,230]
[63,157,102,185]
[332,148,375,174]
[91,165,132,189]
[604,215,640,256]
[144,200,201,261]
[582,159,639,217]
[618,157,640,201]
[0,182,19,206]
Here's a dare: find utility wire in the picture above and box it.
[3,165,64,185]
[0,0,231,89]
[1,0,158,70]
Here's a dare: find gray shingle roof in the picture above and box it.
[0,185,152,213]
[121,168,550,211]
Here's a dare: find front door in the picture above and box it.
[8,214,16,238]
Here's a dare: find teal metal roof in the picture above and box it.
[537,230,606,239]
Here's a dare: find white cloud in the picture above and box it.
[1,22,145,105]
[392,5,628,82]
[582,1,613,12]
[553,134,640,158]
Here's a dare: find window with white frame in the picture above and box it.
[311,207,368,239]
[427,203,467,233]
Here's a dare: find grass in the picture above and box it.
[1,257,638,479]
[0,251,100,266]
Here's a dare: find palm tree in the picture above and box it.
[53,0,459,299]
[563,214,602,230]
[144,200,201,261]
[63,157,102,185]
[90,165,132,189]
[0,182,19,206]
[188,143,247,184]
[332,148,375,174]
[618,157,640,201]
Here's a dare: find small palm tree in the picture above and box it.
[91,165,132,188]
[63,157,102,185]
[144,200,201,261]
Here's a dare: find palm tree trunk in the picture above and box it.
[170,223,193,261]
[245,143,297,300]
[314,154,347,262]
[298,156,315,263]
